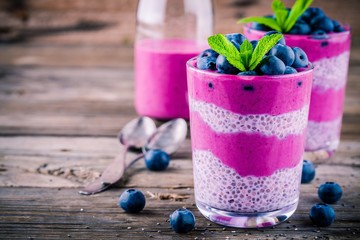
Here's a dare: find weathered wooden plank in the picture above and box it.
[0,186,359,240]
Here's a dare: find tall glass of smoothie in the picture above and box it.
[134,0,213,120]
[187,58,313,228]
[244,25,351,159]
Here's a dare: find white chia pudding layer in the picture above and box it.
[190,98,308,139]
[306,117,342,151]
[193,150,302,213]
[312,51,350,92]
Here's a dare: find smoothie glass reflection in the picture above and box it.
[187,58,313,228]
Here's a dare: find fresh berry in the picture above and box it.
[309,203,335,227]
[258,55,285,75]
[284,66,297,74]
[264,31,286,45]
[216,55,239,74]
[292,47,309,68]
[250,40,258,49]
[311,30,328,39]
[300,7,325,23]
[301,160,315,183]
[170,208,196,233]
[144,149,170,171]
[332,20,345,32]
[318,182,343,204]
[310,16,334,33]
[288,20,312,35]
[225,33,246,50]
[196,49,219,70]
[251,15,274,31]
[268,44,295,66]
[238,70,257,76]
[119,189,146,213]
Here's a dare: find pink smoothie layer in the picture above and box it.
[187,59,313,177]
[309,88,345,121]
[135,39,207,120]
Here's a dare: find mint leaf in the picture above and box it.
[249,33,282,70]
[237,17,282,32]
[208,34,246,72]
[272,0,288,29]
[239,40,253,68]
[284,0,313,32]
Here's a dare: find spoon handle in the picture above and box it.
[79,150,143,195]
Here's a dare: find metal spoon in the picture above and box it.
[79,117,156,195]
[79,118,188,195]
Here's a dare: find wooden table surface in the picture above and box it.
[1,8,360,239]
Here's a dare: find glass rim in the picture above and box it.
[186,57,314,80]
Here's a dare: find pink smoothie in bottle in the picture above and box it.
[187,58,313,228]
[135,39,207,120]
[244,26,351,157]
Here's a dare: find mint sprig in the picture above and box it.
[237,0,313,33]
[208,33,282,72]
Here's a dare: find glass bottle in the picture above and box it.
[134,0,214,120]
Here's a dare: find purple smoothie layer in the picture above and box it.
[243,26,351,152]
[135,39,207,119]
[187,59,313,177]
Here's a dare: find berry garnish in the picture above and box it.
[119,189,146,213]
[292,47,309,68]
[170,208,196,233]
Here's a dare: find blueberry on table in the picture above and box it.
[318,182,343,204]
[225,33,246,50]
[292,47,309,68]
[119,189,146,213]
[144,149,170,171]
[301,160,316,183]
[309,203,335,227]
[258,55,285,75]
[268,44,295,66]
[284,66,297,75]
[264,31,286,45]
[310,16,334,33]
[170,208,196,233]
[216,55,239,74]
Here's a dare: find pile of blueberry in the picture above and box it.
[252,7,346,37]
[197,32,309,75]
[301,159,343,227]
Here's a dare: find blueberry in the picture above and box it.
[119,189,146,213]
[309,203,335,227]
[170,208,195,233]
[258,55,285,75]
[225,33,246,50]
[301,160,316,183]
[264,31,286,45]
[251,15,273,31]
[311,30,328,39]
[197,57,217,70]
[268,44,295,66]
[301,7,325,23]
[318,182,343,204]
[216,55,239,74]
[144,149,170,171]
[250,40,258,49]
[284,66,297,75]
[332,20,345,32]
[237,70,257,76]
[292,47,309,68]
[310,16,334,33]
[288,20,312,35]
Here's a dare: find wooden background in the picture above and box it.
[0,0,359,239]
